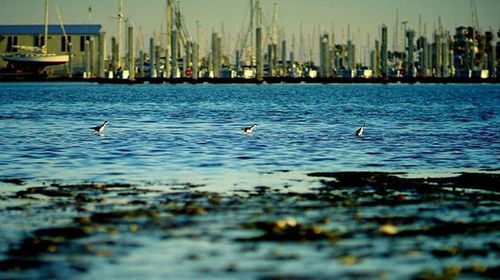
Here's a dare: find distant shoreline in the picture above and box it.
[1,75,499,84]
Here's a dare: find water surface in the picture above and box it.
[1,82,500,279]
[1,83,499,188]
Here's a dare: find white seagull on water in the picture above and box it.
[356,123,365,137]
[242,124,258,134]
[91,121,110,134]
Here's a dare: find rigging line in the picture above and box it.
[54,0,69,44]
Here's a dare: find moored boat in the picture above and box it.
[2,0,69,73]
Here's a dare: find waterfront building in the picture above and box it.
[0,24,103,76]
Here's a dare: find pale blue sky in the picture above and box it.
[0,0,499,50]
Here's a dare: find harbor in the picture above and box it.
[1,1,499,279]
[0,0,499,83]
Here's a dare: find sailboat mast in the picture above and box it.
[43,0,49,54]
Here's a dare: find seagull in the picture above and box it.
[356,123,365,137]
[242,124,258,134]
[91,121,110,134]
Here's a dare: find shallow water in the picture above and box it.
[1,177,499,279]
[1,83,499,188]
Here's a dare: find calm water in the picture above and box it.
[1,83,499,188]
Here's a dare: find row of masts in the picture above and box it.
[81,0,497,80]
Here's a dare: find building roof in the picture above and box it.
[0,24,102,35]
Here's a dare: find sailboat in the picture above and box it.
[3,0,69,73]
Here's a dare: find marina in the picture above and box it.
[0,0,499,82]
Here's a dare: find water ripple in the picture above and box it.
[0,83,499,185]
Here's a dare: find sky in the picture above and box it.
[0,0,499,53]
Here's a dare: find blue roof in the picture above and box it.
[0,24,102,35]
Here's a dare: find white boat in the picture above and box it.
[3,53,69,72]
[2,0,69,72]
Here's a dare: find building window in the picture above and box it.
[7,36,18,52]
[7,36,12,52]
[34,35,46,48]
[61,36,71,52]
[80,35,90,52]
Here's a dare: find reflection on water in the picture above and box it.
[0,83,499,187]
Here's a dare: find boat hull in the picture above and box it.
[3,54,69,73]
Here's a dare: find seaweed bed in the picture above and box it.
[0,172,499,279]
